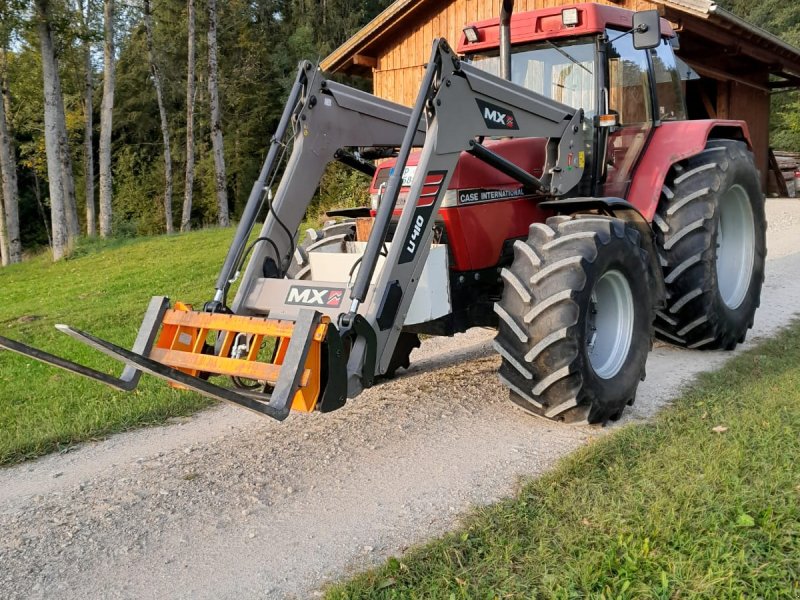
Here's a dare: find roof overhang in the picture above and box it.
[657,1,800,89]
[321,0,426,75]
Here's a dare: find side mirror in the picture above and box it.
[633,10,661,50]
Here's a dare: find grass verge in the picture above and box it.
[0,228,253,466]
[327,322,800,599]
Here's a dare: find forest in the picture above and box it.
[0,0,796,264]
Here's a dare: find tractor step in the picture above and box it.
[0,296,345,420]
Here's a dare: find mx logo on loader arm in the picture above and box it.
[476,98,519,130]
[285,286,345,308]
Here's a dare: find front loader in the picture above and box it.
[1,3,766,425]
[0,36,583,419]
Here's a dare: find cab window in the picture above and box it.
[650,39,688,121]
[469,37,597,116]
[606,29,652,125]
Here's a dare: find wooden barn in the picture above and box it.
[321,0,800,187]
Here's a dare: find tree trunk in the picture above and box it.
[207,0,228,227]
[99,0,115,237]
[79,0,95,237]
[181,0,196,233]
[34,171,52,249]
[144,0,174,234]
[0,48,21,263]
[35,0,69,260]
[59,102,79,241]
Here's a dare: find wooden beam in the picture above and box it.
[768,148,790,197]
[717,80,730,119]
[699,87,716,119]
[770,78,800,89]
[352,54,377,68]
[688,62,770,93]
[679,18,797,78]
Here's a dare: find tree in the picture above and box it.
[78,0,95,237]
[0,45,21,264]
[143,0,174,233]
[98,0,115,237]
[34,0,71,260]
[207,0,228,227]
[181,0,196,232]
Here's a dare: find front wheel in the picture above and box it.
[493,215,654,424]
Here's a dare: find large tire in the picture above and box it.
[287,219,420,377]
[654,140,766,350]
[493,215,653,424]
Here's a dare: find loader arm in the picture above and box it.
[225,62,427,312]
[335,39,586,394]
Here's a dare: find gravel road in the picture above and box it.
[1,199,799,600]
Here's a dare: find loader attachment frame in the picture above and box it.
[0,297,343,419]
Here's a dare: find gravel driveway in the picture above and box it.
[1,199,799,600]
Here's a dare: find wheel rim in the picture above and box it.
[587,270,635,379]
[716,184,755,310]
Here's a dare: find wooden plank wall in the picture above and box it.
[374,0,657,106]
[726,81,771,188]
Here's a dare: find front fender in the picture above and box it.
[627,120,752,220]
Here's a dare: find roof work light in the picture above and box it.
[562,8,579,27]
[463,25,479,43]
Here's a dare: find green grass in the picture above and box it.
[327,323,800,599]
[0,228,252,465]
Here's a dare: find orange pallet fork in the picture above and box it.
[0,296,347,420]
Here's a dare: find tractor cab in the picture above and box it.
[458,3,687,198]
[367,4,685,277]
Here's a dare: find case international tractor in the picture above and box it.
[1,2,765,425]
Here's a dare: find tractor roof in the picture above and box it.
[455,3,675,54]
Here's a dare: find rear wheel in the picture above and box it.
[654,140,766,349]
[288,219,420,377]
[493,215,653,424]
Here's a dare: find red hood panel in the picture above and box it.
[370,137,547,192]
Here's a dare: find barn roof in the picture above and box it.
[321,0,800,89]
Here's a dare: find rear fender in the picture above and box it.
[627,120,752,220]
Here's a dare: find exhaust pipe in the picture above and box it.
[500,0,514,81]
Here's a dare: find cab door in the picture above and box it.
[602,29,654,198]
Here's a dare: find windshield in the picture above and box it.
[468,37,597,117]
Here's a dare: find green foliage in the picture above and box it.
[327,322,800,599]
[112,146,163,236]
[314,161,372,221]
[4,0,392,250]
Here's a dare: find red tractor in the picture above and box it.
[1,3,765,426]
[293,2,765,422]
